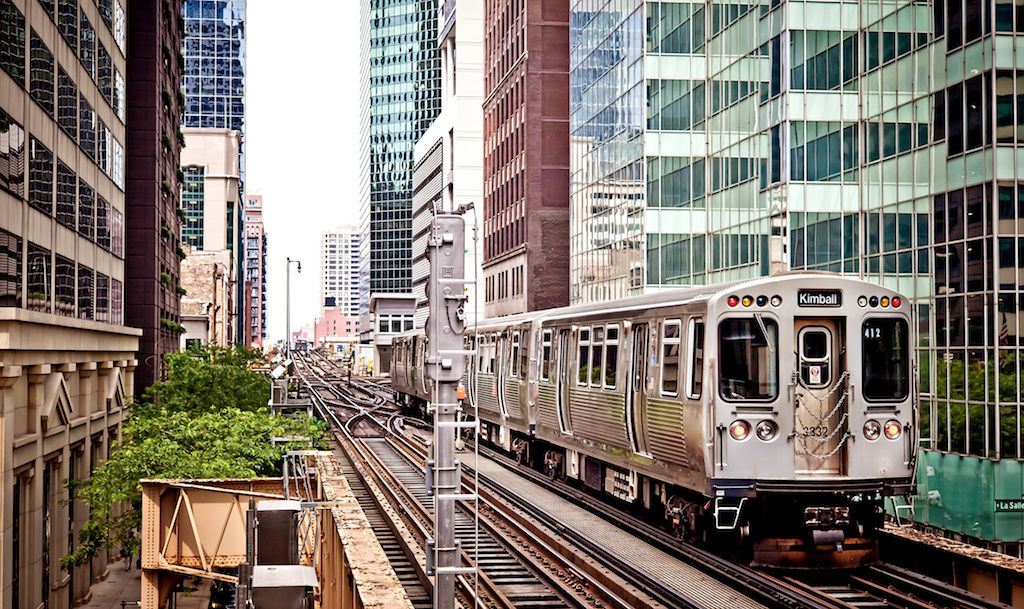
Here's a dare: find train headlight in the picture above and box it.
[755,420,778,441]
[756,295,768,307]
[868,296,879,307]
[858,296,868,307]
[884,420,902,440]
[741,295,753,307]
[770,295,782,307]
[863,420,881,440]
[729,420,751,441]
[728,295,739,307]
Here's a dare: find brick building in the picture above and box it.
[126,0,186,391]
[482,0,570,317]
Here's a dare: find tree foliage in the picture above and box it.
[63,345,327,569]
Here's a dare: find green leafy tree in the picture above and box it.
[63,346,327,568]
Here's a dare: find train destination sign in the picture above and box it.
[797,289,842,307]
[994,499,1024,512]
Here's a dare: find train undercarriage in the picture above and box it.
[478,420,888,570]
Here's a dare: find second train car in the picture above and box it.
[390,272,917,568]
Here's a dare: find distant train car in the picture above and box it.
[391,273,917,568]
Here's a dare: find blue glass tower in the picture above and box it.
[358,0,441,320]
[181,0,245,132]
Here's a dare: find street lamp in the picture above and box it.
[285,257,301,356]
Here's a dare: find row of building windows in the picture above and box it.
[0,227,122,323]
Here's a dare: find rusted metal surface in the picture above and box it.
[140,455,415,609]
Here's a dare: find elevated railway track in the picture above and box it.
[292,349,1014,609]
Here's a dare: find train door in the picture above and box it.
[496,333,509,418]
[556,329,572,434]
[793,319,848,475]
[626,323,650,455]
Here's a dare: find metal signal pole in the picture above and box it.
[424,214,475,609]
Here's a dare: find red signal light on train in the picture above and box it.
[727,295,739,307]
[891,296,901,308]
[729,420,751,441]
[884,420,902,440]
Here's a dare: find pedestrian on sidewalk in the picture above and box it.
[121,530,135,570]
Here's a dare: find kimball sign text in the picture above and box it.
[797,289,842,307]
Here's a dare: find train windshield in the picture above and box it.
[862,318,909,401]
[719,317,779,401]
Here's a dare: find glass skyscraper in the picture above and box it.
[358,0,441,319]
[571,0,1024,553]
[181,0,245,131]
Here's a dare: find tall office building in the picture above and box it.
[0,0,141,606]
[482,0,570,317]
[243,194,266,348]
[571,1,1024,553]
[181,0,245,341]
[410,0,484,328]
[321,226,360,317]
[126,0,186,392]
[358,0,441,340]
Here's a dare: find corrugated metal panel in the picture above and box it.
[537,382,559,431]
[568,387,628,450]
[646,396,689,468]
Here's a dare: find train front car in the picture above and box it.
[707,273,916,568]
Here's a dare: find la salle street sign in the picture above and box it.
[994,499,1024,512]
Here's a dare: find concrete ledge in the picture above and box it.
[316,454,414,609]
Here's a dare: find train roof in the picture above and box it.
[395,272,901,337]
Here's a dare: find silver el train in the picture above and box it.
[391,273,917,568]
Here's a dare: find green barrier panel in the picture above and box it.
[912,449,1024,542]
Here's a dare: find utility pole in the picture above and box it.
[285,257,301,357]
[424,213,474,609]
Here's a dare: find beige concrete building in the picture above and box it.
[179,128,242,253]
[180,248,236,346]
[0,0,142,607]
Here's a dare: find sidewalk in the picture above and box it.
[82,562,212,609]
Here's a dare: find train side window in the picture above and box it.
[487,335,495,374]
[686,319,705,399]
[510,332,520,377]
[590,326,605,386]
[520,330,529,379]
[604,325,619,389]
[541,330,553,381]
[577,327,591,385]
[661,320,682,396]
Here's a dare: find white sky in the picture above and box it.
[246,1,361,342]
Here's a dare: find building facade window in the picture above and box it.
[26,243,51,313]
[30,31,55,116]
[28,137,54,216]
[55,255,75,316]
[56,159,76,229]
[0,0,25,85]
[0,108,25,196]
[0,228,21,307]
[78,264,93,320]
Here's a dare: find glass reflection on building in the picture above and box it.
[570,0,1024,552]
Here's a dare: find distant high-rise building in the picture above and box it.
[570,0,1024,555]
[127,0,186,392]
[0,0,141,605]
[243,195,266,348]
[482,0,570,317]
[321,226,360,318]
[358,0,441,340]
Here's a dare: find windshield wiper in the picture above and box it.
[754,313,775,355]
